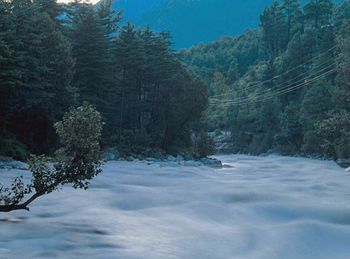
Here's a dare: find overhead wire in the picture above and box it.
[210,60,337,105]
[210,58,336,103]
[210,67,336,107]
[3,0,339,108]
[209,45,337,99]
[212,67,336,106]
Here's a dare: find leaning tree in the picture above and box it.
[0,103,103,212]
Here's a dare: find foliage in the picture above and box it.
[109,23,208,152]
[316,111,350,158]
[0,134,28,161]
[0,104,103,212]
[181,0,350,159]
[194,131,215,158]
[54,103,103,189]
[0,0,208,159]
[0,0,76,154]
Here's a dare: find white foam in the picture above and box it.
[1,155,350,258]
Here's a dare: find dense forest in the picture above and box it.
[181,0,350,160]
[1,0,350,163]
[2,1,350,256]
[0,0,208,160]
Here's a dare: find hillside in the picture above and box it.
[112,0,162,20]
[112,0,316,49]
[136,0,272,48]
[181,0,350,159]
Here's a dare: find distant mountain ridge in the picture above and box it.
[113,0,275,48]
[112,0,162,20]
[112,0,341,49]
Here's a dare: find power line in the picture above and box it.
[211,67,336,106]
[227,69,336,107]
[210,58,335,103]
[210,66,336,107]
[211,48,336,100]
[209,45,337,99]
[210,60,336,105]
[216,68,336,107]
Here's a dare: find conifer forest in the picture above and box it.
[1,0,350,258]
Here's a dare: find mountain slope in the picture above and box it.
[112,0,162,21]
[136,0,273,48]
[112,0,342,49]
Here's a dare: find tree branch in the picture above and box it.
[0,177,64,213]
[0,192,42,212]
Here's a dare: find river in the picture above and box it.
[1,155,350,258]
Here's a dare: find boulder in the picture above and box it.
[182,153,194,161]
[0,156,13,163]
[101,148,119,161]
[11,161,28,170]
[0,160,28,170]
[125,156,135,162]
[0,163,12,170]
[200,157,223,168]
[161,161,181,167]
[209,130,235,154]
[336,159,350,168]
[167,155,177,162]
[145,157,161,163]
[184,160,203,167]
[176,155,184,162]
[263,149,281,156]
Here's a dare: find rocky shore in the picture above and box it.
[101,148,223,168]
[0,150,223,171]
[0,156,28,170]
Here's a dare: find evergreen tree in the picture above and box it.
[275,103,303,153]
[0,2,21,135]
[260,1,288,58]
[282,0,302,43]
[68,2,113,118]
[1,0,75,154]
[181,0,345,159]
[300,81,333,155]
[316,21,350,159]
[304,0,334,49]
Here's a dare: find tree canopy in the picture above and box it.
[181,0,350,159]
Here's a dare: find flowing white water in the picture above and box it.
[1,155,350,259]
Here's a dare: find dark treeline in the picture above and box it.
[0,0,208,159]
[181,0,350,160]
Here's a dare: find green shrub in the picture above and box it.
[0,103,103,212]
[0,135,28,161]
[194,131,215,158]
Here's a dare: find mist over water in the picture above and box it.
[1,155,350,258]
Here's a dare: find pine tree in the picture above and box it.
[275,103,303,153]
[300,81,333,155]
[0,2,22,134]
[282,0,302,43]
[68,2,114,124]
[304,0,334,49]
[260,1,288,58]
[316,21,350,159]
[0,0,75,154]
